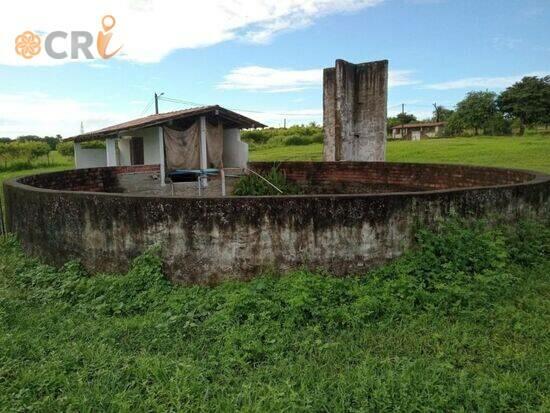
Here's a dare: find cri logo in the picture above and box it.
[15,15,122,60]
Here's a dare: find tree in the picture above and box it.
[13,141,51,164]
[0,142,26,167]
[454,91,498,135]
[16,135,42,142]
[57,141,75,157]
[387,112,417,133]
[0,143,12,168]
[484,113,512,136]
[443,112,466,137]
[44,135,62,151]
[497,76,550,136]
[432,105,454,122]
[396,112,417,125]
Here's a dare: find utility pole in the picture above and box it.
[80,121,84,134]
[283,118,287,129]
[154,92,164,114]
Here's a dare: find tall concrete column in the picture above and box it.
[158,126,165,186]
[199,116,208,188]
[323,59,388,162]
[73,142,81,169]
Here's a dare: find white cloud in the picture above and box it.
[0,93,129,137]
[1,0,383,66]
[218,66,323,92]
[389,70,421,87]
[492,36,522,50]
[218,66,419,92]
[425,71,549,90]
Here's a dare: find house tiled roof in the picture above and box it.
[67,105,266,142]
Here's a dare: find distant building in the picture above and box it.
[391,122,446,140]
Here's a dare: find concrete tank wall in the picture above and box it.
[3,163,549,285]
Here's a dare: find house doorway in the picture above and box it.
[130,137,144,165]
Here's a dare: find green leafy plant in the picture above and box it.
[0,217,548,410]
[233,166,302,195]
[57,141,74,157]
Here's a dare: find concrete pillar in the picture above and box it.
[199,116,208,188]
[106,138,117,166]
[73,142,81,169]
[323,59,388,162]
[158,127,165,186]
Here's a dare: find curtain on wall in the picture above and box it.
[163,120,223,171]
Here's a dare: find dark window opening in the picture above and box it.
[130,137,144,165]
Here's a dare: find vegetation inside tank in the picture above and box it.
[233,165,302,196]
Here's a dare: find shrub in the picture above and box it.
[81,140,106,149]
[310,132,324,143]
[233,166,301,195]
[242,124,323,146]
[0,141,51,164]
[484,114,512,136]
[443,112,466,137]
[57,141,74,157]
[284,135,313,146]
[242,130,272,144]
[0,216,548,411]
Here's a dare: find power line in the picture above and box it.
[139,98,154,116]
[160,95,319,117]
[158,94,455,120]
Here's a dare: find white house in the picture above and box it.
[67,105,265,186]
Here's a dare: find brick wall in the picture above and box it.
[250,162,534,193]
[19,165,160,192]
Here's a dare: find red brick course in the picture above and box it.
[19,164,160,192]
[250,162,534,192]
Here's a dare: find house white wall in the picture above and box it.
[117,138,131,166]
[118,127,160,166]
[142,127,160,165]
[73,125,248,170]
[74,143,107,169]
[222,128,248,168]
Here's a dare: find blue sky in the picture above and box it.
[0,0,549,137]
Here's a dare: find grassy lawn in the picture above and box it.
[250,135,550,173]
[250,142,324,162]
[0,218,548,410]
[0,138,548,410]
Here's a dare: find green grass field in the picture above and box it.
[250,135,550,173]
[0,218,549,411]
[0,151,72,207]
[0,137,548,410]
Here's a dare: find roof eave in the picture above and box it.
[66,105,266,142]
